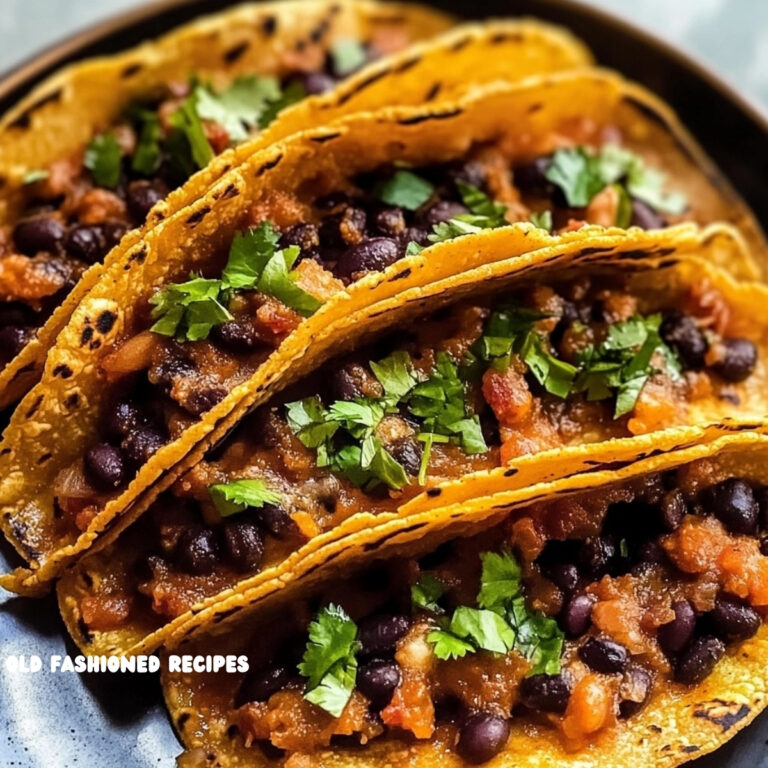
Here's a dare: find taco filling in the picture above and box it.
[0,35,390,366]
[171,461,768,764]
[73,260,761,633]
[53,141,690,533]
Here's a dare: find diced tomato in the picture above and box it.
[663,516,727,574]
[255,298,302,338]
[293,259,343,302]
[482,366,532,425]
[380,670,435,739]
[80,593,133,631]
[561,674,614,740]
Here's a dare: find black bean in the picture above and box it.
[659,489,687,531]
[313,191,349,210]
[657,599,696,656]
[418,200,467,227]
[320,207,366,249]
[0,301,37,327]
[184,386,227,416]
[457,712,510,764]
[211,320,262,353]
[618,666,653,718]
[175,528,219,575]
[519,673,571,714]
[513,157,553,197]
[357,659,401,710]
[280,222,320,256]
[330,364,365,401]
[659,311,707,370]
[674,636,725,684]
[636,473,666,505]
[757,487,768,531]
[630,199,665,230]
[122,426,166,466]
[358,613,410,657]
[445,160,486,190]
[373,206,406,237]
[632,539,667,569]
[336,237,399,278]
[578,637,629,674]
[578,536,616,579]
[83,443,127,491]
[543,562,580,594]
[13,215,65,256]
[713,338,758,383]
[64,225,109,264]
[101,221,129,248]
[561,594,595,638]
[389,437,422,477]
[295,71,337,95]
[126,180,166,223]
[710,593,760,642]
[102,400,145,442]
[702,478,758,535]
[221,521,264,573]
[0,326,34,363]
[234,663,294,707]
[257,503,297,539]
[761,536,768,557]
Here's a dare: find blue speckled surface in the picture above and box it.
[1,2,768,767]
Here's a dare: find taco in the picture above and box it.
[163,429,768,768]
[0,9,600,409]
[55,226,768,656]
[0,69,758,594]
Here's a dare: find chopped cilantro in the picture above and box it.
[298,605,359,717]
[456,181,508,227]
[149,276,232,341]
[376,170,435,211]
[209,478,282,517]
[21,169,49,185]
[529,210,553,232]
[426,550,564,675]
[331,39,367,76]
[411,574,446,614]
[546,144,687,216]
[169,94,214,173]
[520,333,578,398]
[131,110,163,176]
[545,147,604,207]
[84,132,123,189]
[194,76,282,142]
[286,350,485,490]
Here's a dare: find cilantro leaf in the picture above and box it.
[169,94,214,172]
[427,629,475,660]
[370,351,418,400]
[22,169,49,185]
[149,277,232,341]
[411,574,446,613]
[194,76,282,142]
[221,222,321,317]
[331,39,368,76]
[529,210,553,232]
[449,606,515,654]
[209,478,282,517]
[286,397,340,449]
[299,605,359,717]
[131,110,163,176]
[456,181,508,226]
[84,132,123,189]
[478,550,522,614]
[520,333,578,398]
[545,147,605,207]
[377,170,435,211]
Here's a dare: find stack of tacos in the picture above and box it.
[1,2,768,767]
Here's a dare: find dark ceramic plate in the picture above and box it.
[1,2,767,766]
